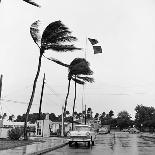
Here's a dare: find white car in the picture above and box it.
[98,126,110,134]
[67,124,96,147]
[128,128,140,134]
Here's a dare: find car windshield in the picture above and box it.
[75,126,90,131]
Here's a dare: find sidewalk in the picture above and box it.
[0,137,68,155]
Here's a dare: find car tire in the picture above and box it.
[91,136,95,146]
[92,141,95,146]
[69,141,72,147]
[88,141,90,147]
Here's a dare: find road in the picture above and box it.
[44,132,155,155]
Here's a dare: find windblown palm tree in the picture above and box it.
[24,20,80,140]
[44,57,94,130]
[70,58,94,129]
[45,57,94,116]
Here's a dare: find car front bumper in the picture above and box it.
[67,138,91,142]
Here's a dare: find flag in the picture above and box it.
[88,38,98,45]
[93,46,102,54]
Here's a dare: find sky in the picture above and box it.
[0,0,155,119]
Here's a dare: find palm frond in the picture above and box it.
[44,44,81,51]
[71,77,85,85]
[77,76,94,83]
[44,56,69,67]
[41,20,80,51]
[30,20,41,47]
[23,0,41,8]
[69,58,93,75]
[42,31,77,44]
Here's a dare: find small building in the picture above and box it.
[0,120,36,138]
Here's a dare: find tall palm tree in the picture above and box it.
[24,20,80,140]
[45,57,94,117]
[44,57,94,131]
[70,58,94,129]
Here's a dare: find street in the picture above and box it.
[44,132,155,155]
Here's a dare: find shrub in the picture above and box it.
[8,127,23,140]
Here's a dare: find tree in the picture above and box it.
[135,104,155,128]
[109,110,114,118]
[99,112,107,125]
[71,59,94,129]
[87,107,93,119]
[117,111,132,130]
[94,113,99,120]
[47,58,93,115]
[45,57,94,126]
[8,115,15,121]
[49,113,58,122]
[24,20,79,140]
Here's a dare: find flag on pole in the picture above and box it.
[88,38,98,45]
[93,46,102,54]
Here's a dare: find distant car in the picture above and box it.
[121,128,129,132]
[98,125,110,134]
[67,124,96,147]
[98,127,109,134]
[128,128,140,134]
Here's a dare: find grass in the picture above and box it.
[0,138,44,150]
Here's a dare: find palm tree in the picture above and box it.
[45,57,94,116]
[44,57,94,130]
[24,20,80,140]
[70,58,94,129]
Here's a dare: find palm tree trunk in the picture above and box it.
[63,79,71,136]
[24,52,43,140]
[72,75,77,130]
[38,73,45,120]
[64,79,71,116]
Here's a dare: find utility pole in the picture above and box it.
[85,104,87,125]
[0,74,3,100]
[61,106,64,137]
[0,75,3,116]
[38,73,45,120]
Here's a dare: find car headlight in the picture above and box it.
[86,132,90,137]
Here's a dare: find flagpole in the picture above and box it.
[82,36,87,124]
[84,36,87,59]
[0,75,3,117]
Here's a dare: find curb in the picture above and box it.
[27,142,69,155]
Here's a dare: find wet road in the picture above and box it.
[44,132,155,155]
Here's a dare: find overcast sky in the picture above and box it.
[0,0,155,119]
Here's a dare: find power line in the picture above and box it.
[45,83,65,102]
[1,99,38,105]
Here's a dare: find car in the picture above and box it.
[121,128,129,132]
[67,124,96,147]
[128,128,140,134]
[98,126,110,134]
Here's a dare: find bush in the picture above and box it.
[8,127,23,140]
